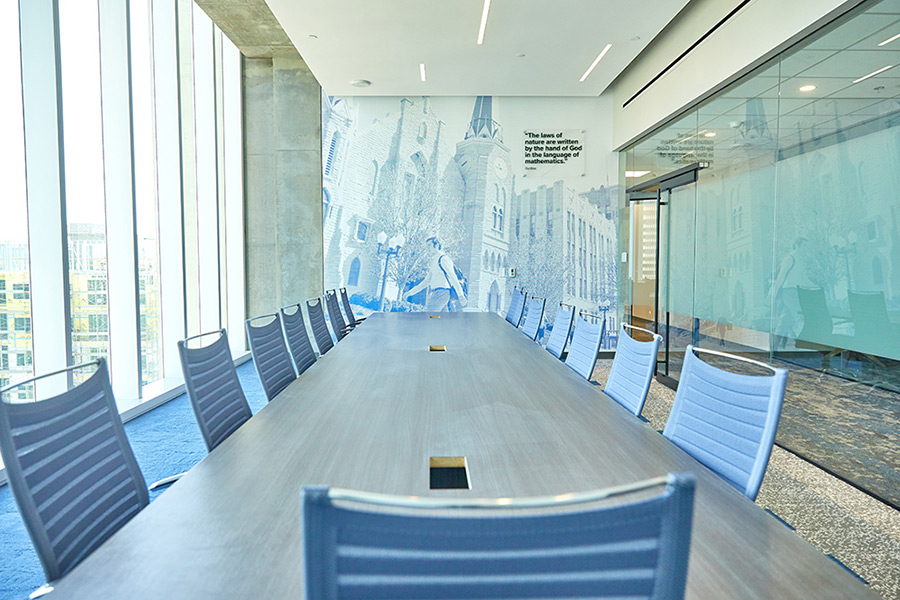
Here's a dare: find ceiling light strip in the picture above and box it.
[579,43,612,82]
[420,63,426,82]
[477,0,491,45]
[878,33,900,47]
[853,65,893,84]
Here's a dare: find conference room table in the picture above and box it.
[49,312,875,599]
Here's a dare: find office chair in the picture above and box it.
[179,329,253,452]
[604,324,662,418]
[280,303,317,376]
[307,297,335,356]
[564,313,606,381]
[520,295,546,341]
[325,289,352,341]
[505,286,526,327]
[339,287,365,328]
[246,314,297,401]
[0,359,149,594]
[545,303,575,359]
[662,345,787,500]
[302,473,696,600]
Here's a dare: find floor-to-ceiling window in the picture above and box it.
[0,1,32,402]
[1,0,244,475]
[622,0,900,510]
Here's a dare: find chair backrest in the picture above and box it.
[796,286,833,337]
[505,287,526,326]
[545,303,575,359]
[325,289,348,341]
[307,297,335,355]
[662,346,787,500]
[339,287,359,327]
[280,304,317,376]
[848,290,889,339]
[178,330,253,452]
[0,359,149,582]
[246,314,297,401]
[520,296,545,341]
[564,314,606,380]
[302,473,696,600]
[604,324,662,417]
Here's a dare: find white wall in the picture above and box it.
[610,0,861,149]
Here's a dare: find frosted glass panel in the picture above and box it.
[623,0,900,510]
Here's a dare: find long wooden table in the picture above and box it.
[50,312,876,598]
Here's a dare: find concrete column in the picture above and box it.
[244,51,323,318]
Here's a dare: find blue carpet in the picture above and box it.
[0,360,266,599]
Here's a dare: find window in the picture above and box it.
[14,317,30,332]
[498,208,504,232]
[355,221,369,242]
[89,314,108,333]
[348,257,361,287]
[417,122,427,141]
[12,283,29,299]
[60,0,110,381]
[325,132,340,176]
[323,188,332,222]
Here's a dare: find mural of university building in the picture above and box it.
[512,181,618,320]
[322,94,618,325]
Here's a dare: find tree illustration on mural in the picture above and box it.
[508,235,567,312]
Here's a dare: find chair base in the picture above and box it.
[149,472,186,490]
[29,584,54,599]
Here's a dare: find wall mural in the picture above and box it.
[322,94,618,343]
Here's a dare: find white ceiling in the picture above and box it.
[264,0,692,97]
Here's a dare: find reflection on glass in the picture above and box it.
[59,0,110,383]
[622,0,900,510]
[131,0,163,386]
[0,1,33,406]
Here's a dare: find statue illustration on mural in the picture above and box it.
[404,237,468,312]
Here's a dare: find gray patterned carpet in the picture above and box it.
[590,359,900,600]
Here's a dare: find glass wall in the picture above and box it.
[1,0,244,461]
[622,0,900,509]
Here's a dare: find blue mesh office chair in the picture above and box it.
[663,345,787,500]
[0,359,149,591]
[302,473,696,600]
[565,313,606,381]
[307,297,335,355]
[178,330,253,452]
[280,303,317,376]
[604,324,662,418]
[339,287,365,328]
[520,295,546,341]
[325,289,351,341]
[545,303,575,359]
[505,287,526,327]
[246,314,297,401]
[147,330,254,492]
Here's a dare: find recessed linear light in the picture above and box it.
[579,43,613,82]
[704,131,716,138]
[799,84,817,92]
[878,32,900,47]
[419,63,426,82]
[477,0,491,45]
[853,65,894,84]
[625,170,650,178]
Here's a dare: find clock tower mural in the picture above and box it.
[454,96,513,313]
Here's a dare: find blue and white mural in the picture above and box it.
[322,94,618,337]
